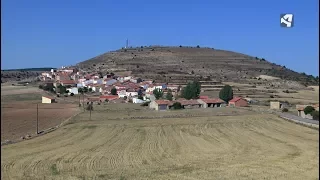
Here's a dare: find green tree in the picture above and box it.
[166,89,173,101]
[153,88,163,100]
[304,106,315,115]
[78,87,84,94]
[88,88,93,92]
[83,87,88,93]
[58,84,67,94]
[111,87,117,95]
[181,81,201,100]
[219,85,233,103]
[138,94,144,100]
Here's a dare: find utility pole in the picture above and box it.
[89,102,93,120]
[36,103,39,134]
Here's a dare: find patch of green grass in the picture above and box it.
[50,164,59,175]
[82,125,97,129]
[119,176,126,180]
[1,93,42,102]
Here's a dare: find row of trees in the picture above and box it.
[152,81,234,103]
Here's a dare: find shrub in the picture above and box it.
[70,93,74,96]
[86,104,93,111]
[270,95,274,98]
[140,101,150,106]
[38,85,43,89]
[311,111,319,120]
[304,106,315,115]
[196,45,200,48]
[172,102,182,109]
[283,90,289,93]
[282,108,289,112]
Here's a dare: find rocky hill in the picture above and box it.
[1,68,54,83]
[77,46,318,88]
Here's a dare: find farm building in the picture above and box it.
[177,99,202,109]
[42,96,55,103]
[149,100,171,111]
[197,98,226,108]
[60,80,76,87]
[270,101,289,110]
[229,97,248,107]
[296,104,319,119]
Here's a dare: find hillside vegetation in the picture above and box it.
[77,46,318,87]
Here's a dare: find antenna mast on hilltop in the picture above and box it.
[125,39,129,49]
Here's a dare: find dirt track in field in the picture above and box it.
[1,113,318,180]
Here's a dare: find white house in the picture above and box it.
[67,87,79,95]
[124,76,132,81]
[118,90,127,98]
[126,91,138,97]
[146,85,162,93]
[132,97,145,104]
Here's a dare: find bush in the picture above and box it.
[111,87,117,95]
[70,93,74,96]
[196,45,200,48]
[140,101,150,106]
[39,85,43,89]
[282,108,289,112]
[172,102,182,109]
[270,95,274,98]
[311,111,319,120]
[86,104,93,111]
[304,106,315,115]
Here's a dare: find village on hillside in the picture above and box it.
[38,66,319,119]
[38,66,251,109]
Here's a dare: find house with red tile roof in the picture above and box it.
[197,98,226,108]
[60,80,76,87]
[229,97,248,107]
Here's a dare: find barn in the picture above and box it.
[149,100,171,111]
[42,96,55,104]
[197,98,226,108]
[229,97,248,107]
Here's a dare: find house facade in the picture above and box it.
[42,96,55,103]
[149,100,171,111]
[197,98,226,108]
[229,97,248,107]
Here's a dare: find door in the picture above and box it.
[159,105,167,110]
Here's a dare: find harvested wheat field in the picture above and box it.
[1,110,318,180]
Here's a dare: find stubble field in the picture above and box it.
[1,104,318,180]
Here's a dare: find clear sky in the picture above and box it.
[2,0,319,76]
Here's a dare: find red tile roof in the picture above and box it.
[60,80,75,84]
[199,96,209,99]
[177,100,201,106]
[201,98,225,104]
[87,97,100,102]
[155,100,171,105]
[42,96,55,100]
[229,97,243,103]
[100,95,119,101]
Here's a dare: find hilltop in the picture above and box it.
[77,46,318,89]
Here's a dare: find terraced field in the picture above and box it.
[1,105,318,180]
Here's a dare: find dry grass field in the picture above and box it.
[1,104,318,180]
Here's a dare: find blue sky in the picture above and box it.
[2,0,319,76]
